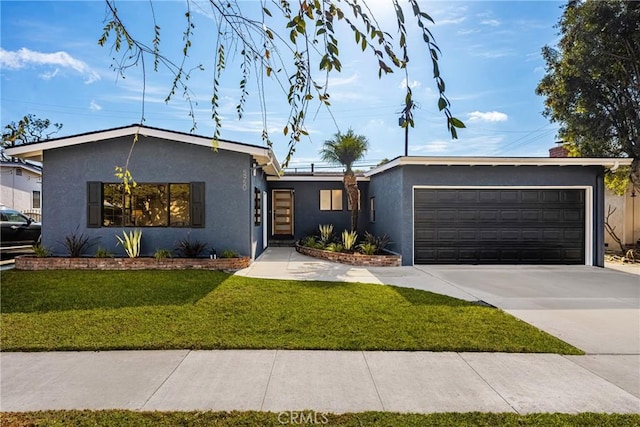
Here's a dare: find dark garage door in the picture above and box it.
[414,188,585,264]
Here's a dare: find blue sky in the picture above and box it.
[1,1,565,169]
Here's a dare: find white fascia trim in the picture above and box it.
[411,185,594,266]
[366,156,634,177]
[266,175,370,182]
[4,125,282,175]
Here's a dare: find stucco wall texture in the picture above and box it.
[43,135,258,258]
[368,164,606,266]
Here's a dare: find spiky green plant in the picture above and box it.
[318,224,334,243]
[115,229,142,258]
[32,243,51,258]
[341,230,358,251]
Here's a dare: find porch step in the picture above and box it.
[268,239,297,247]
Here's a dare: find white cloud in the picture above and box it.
[40,69,60,80]
[399,78,421,89]
[481,19,500,26]
[468,111,508,122]
[435,17,466,26]
[410,140,450,154]
[0,47,100,84]
[327,73,359,87]
[89,100,102,111]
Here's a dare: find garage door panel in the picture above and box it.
[521,192,540,202]
[459,210,479,221]
[414,188,585,264]
[542,191,562,202]
[542,211,561,221]
[563,210,582,221]
[500,230,520,240]
[458,191,478,202]
[500,191,519,202]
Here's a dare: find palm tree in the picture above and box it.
[320,129,369,231]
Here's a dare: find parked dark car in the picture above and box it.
[0,206,41,247]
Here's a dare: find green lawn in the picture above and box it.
[2,411,638,427]
[1,270,582,353]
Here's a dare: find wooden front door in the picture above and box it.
[272,190,294,236]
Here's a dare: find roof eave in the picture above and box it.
[4,125,283,175]
[364,156,634,176]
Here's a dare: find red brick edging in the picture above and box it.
[14,256,251,271]
[295,244,401,267]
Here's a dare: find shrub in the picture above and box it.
[358,242,377,255]
[154,248,172,259]
[341,230,358,251]
[116,229,142,258]
[301,235,317,247]
[32,243,50,258]
[221,249,239,258]
[63,227,97,257]
[325,242,344,252]
[301,235,325,249]
[318,224,334,244]
[364,232,391,254]
[95,246,114,258]
[175,236,208,258]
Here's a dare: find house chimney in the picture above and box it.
[549,142,568,158]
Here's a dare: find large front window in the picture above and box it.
[103,183,190,227]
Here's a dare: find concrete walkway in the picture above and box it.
[2,248,639,414]
[1,350,639,413]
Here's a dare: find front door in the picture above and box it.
[272,190,294,236]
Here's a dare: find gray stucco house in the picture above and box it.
[6,124,630,267]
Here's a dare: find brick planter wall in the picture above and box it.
[15,256,250,271]
[295,244,401,267]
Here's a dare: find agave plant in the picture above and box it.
[116,229,142,258]
[341,230,358,251]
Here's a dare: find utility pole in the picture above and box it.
[399,99,413,157]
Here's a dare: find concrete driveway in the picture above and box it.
[239,248,640,355]
[415,265,640,355]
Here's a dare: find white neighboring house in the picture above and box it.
[0,158,42,221]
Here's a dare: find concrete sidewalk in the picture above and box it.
[1,350,638,413]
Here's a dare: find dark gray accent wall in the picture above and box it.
[267,179,370,241]
[369,164,606,266]
[366,167,404,258]
[42,135,254,257]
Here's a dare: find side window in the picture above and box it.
[369,197,375,222]
[254,188,262,226]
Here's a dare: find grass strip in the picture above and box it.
[2,410,638,427]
